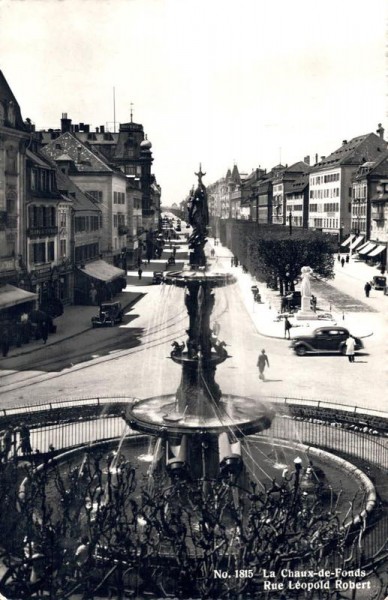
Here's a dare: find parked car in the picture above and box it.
[152,271,164,285]
[91,302,124,327]
[370,275,386,290]
[290,326,364,356]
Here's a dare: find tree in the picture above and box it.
[247,229,335,294]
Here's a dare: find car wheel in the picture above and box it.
[295,345,307,356]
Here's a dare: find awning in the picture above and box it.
[78,260,125,283]
[366,244,386,258]
[341,234,355,247]
[355,241,370,252]
[0,285,38,310]
[349,235,364,250]
[359,242,376,255]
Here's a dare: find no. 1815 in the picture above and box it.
[214,570,254,579]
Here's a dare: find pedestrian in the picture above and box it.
[41,320,49,345]
[284,317,292,340]
[18,423,32,456]
[337,254,341,262]
[345,335,356,363]
[1,427,13,462]
[345,254,349,264]
[231,257,234,267]
[138,266,143,280]
[1,323,10,357]
[89,285,97,305]
[364,281,371,298]
[257,349,270,380]
[234,256,239,267]
[311,294,317,313]
[341,257,345,268]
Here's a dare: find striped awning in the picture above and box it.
[341,234,354,247]
[356,241,370,252]
[359,242,376,255]
[349,235,364,250]
[367,244,386,257]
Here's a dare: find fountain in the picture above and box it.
[126,166,274,485]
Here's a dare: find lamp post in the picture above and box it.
[288,210,292,236]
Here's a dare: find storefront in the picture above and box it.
[75,259,126,305]
[0,284,38,322]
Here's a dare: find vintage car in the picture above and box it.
[152,271,164,285]
[91,302,124,327]
[370,275,386,290]
[290,326,364,356]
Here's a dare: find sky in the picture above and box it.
[0,0,387,205]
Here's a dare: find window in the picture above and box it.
[114,214,118,227]
[60,211,67,227]
[33,242,46,264]
[60,239,67,257]
[48,241,55,262]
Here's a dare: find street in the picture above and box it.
[0,248,386,413]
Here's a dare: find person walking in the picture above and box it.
[41,320,49,345]
[257,349,270,380]
[1,323,10,357]
[284,317,292,340]
[364,281,371,298]
[345,335,356,363]
[138,266,143,281]
[337,254,341,262]
[345,254,349,264]
[341,257,345,268]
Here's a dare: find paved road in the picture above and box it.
[0,253,385,412]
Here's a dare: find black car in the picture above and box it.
[290,327,364,356]
[91,302,124,327]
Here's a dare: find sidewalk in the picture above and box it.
[3,287,145,360]
[3,236,192,360]
[209,238,383,340]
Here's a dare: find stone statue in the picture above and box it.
[187,165,209,267]
[300,266,313,299]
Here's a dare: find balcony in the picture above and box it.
[27,226,58,238]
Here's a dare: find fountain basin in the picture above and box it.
[126,393,274,437]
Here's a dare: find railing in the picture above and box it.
[1,395,388,465]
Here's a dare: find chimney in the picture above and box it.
[321,156,326,160]
[96,127,99,133]
[315,153,319,165]
[100,125,105,133]
[304,155,310,166]
[342,140,348,145]
[79,123,85,131]
[74,125,79,132]
[61,112,72,133]
[377,123,385,140]
[84,124,90,133]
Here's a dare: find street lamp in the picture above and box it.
[288,210,292,236]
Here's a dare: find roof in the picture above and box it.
[42,132,114,173]
[286,173,309,194]
[26,148,53,169]
[312,133,387,171]
[0,70,26,130]
[78,260,125,282]
[0,284,37,310]
[55,169,102,213]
